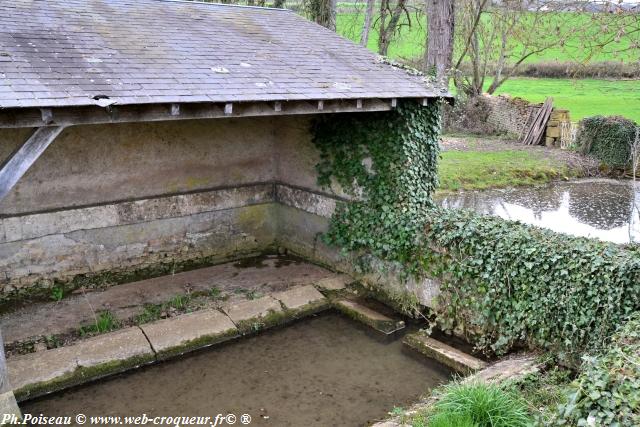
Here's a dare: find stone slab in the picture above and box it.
[8,327,154,401]
[404,333,487,374]
[466,353,539,384]
[0,391,21,423]
[222,296,285,333]
[2,255,337,345]
[8,348,77,397]
[73,327,154,369]
[141,309,238,359]
[334,299,405,335]
[272,285,327,312]
[314,276,349,291]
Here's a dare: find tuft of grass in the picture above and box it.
[79,310,121,336]
[428,412,479,427]
[50,286,64,302]
[135,303,163,324]
[431,382,531,427]
[169,294,189,310]
[438,150,579,192]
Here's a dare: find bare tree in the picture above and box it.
[424,0,455,81]
[378,0,408,56]
[361,0,377,46]
[302,0,337,31]
[452,0,640,97]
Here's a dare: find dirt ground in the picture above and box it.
[441,134,601,176]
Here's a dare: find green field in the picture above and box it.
[336,9,640,122]
[485,78,640,122]
[337,11,637,63]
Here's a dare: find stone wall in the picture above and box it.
[0,112,439,309]
[0,116,325,298]
[480,94,571,146]
[482,94,541,137]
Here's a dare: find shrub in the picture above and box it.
[576,116,638,168]
[431,382,531,427]
[554,313,640,426]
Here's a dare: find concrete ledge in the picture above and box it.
[140,310,239,360]
[404,333,487,374]
[314,276,349,292]
[334,299,405,335]
[222,296,286,334]
[9,327,154,402]
[272,285,328,318]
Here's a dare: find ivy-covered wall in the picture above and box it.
[313,99,640,363]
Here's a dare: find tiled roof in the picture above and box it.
[0,0,446,109]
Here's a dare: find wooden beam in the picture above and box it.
[40,108,53,124]
[0,126,65,201]
[0,99,406,128]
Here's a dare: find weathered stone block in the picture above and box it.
[141,310,238,359]
[404,332,486,374]
[9,327,154,401]
[272,284,328,316]
[334,299,405,334]
[546,126,561,138]
[222,296,286,333]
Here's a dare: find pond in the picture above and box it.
[22,313,451,426]
[437,179,640,244]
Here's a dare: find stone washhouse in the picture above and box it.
[0,0,450,412]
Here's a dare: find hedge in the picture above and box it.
[576,116,638,169]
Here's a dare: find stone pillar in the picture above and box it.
[0,331,21,424]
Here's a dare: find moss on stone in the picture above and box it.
[154,328,240,361]
[14,353,155,402]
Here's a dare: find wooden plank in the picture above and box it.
[520,98,553,146]
[0,331,8,394]
[0,126,65,201]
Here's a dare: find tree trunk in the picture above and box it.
[378,0,405,56]
[360,0,376,46]
[424,0,455,80]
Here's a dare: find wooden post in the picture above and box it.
[0,331,7,395]
[0,126,65,202]
[0,330,21,421]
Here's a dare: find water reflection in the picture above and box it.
[437,179,640,244]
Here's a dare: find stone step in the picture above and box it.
[404,333,487,374]
[334,299,405,335]
[140,309,239,360]
[7,284,333,402]
[9,327,155,402]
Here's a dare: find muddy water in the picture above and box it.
[22,314,451,426]
[437,179,640,244]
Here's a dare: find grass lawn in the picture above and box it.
[438,150,581,192]
[487,77,640,122]
[337,11,637,63]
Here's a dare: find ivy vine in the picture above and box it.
[312,98,640,362]
[313,99,441,274]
